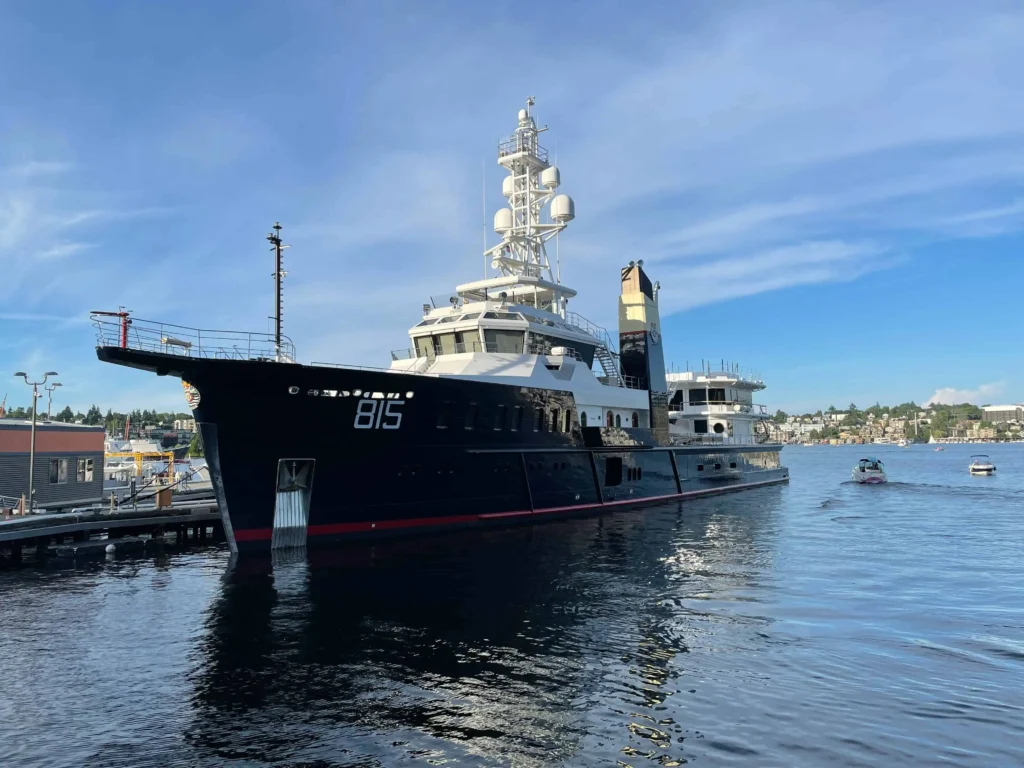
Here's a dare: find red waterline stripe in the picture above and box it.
[230,479,782,543]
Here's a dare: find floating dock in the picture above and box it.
[0,501,222,564]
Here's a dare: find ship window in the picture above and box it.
[435,332,458,356]
[631,412,639,428]
[512,406,522,431]
[534,407,544,432]
[715,463,722,470]
[730,462,737,469]
[459,312,481,320]
[415,318,437,327]
[414,336,434,359]
[713,422,725,434]
[49,458,68,484]
[605,457,622,487]
[437,316,456,323]
[494,404,506,431]
[465,402,478,430]
[77,458,94,483]
[694,419,709,434]
[564,409,571,432]
[550,408,559,432]
[437,400,455,429]
[638,467,643,480]
[615,414,622,428]
[580,411,587,428]
[484,328,525,354]
[627,467,634,481]
[606,411,614,427]
[697,464,704,471]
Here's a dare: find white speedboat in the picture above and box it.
[897,439,908,447]
[852,457,887,484]
[969,455,996,475]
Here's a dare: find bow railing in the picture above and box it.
[91,313,295,362]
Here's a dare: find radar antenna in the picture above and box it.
[487,98,575,292]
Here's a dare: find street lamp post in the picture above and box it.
[45,381,62,420]
[13,371,59,514]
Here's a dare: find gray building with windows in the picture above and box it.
[982,405,1023,424]
[0,420,105,511]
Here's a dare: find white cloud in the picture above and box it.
[926,382,1005,406]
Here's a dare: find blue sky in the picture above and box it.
[2,0,1023,416]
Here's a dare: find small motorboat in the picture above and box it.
[852,457,887,484]
[969,455,996,475]
[897,439,908,447]
[933,447,945,452]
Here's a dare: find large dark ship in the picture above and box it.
[93,100,788,553]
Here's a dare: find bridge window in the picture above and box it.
[694,419,708,434]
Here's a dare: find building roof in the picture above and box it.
[0,419,104,431]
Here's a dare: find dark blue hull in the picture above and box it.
[97,348,788,553]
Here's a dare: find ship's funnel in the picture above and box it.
[619,262,669,443]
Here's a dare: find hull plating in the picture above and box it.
[97,348,789,552]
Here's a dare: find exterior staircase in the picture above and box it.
[566,311,624,387]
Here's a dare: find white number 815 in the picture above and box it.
[354,398,404,430]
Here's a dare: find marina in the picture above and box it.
[4,2,1024,765]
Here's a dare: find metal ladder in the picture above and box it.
[593,345,624,387]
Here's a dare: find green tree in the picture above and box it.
[773,409,788,424]
[56,405,74,422]
[83,405,103,425]
[188,432,204,458]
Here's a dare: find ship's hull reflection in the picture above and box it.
[189,490,783,765]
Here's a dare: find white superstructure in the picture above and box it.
[387,99,652,431]
[665,368,771,445]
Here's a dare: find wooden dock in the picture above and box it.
[0,501,223,565]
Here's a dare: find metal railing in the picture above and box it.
[669,434,774,446]
[565,311,618,354]
[91,313,296,362]
[670,402,769,416]
[498,135,548,162]
[392,341,589,361]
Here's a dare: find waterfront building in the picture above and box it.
[0,420,105,511]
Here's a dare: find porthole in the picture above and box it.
[730,462,737,469]
[715,463,721,470]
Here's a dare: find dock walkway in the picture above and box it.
[0,500,222,564]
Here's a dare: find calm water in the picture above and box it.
[2,445,1023,767]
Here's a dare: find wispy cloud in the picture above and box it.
[926,382,1005,406]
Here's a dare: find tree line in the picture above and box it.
[2,404,191,430]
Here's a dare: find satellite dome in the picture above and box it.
[518,108,528,121]
[540,166,560,189]
[494,208,513,233]
[551,194,575,223]
[502,176,514,198]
